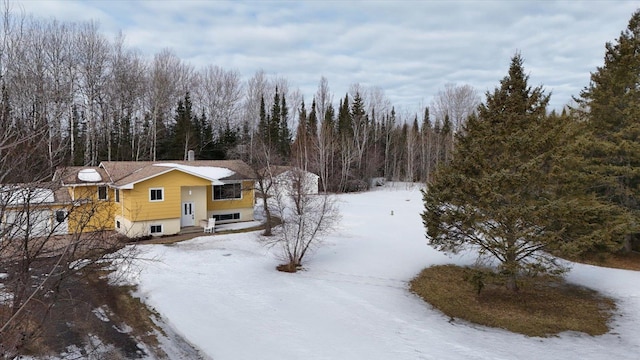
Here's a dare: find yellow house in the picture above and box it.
[52,160,256,238]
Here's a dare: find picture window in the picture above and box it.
[213,183,242,200]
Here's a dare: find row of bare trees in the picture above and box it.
[0,4,479,189]
[0,6,245,181]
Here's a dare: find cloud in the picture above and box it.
[11,0,640,115]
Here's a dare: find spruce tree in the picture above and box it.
[577,10,640,253]
[198,109,216,159]
[293,100,308,168]
[258,96,268,145]
[308,99,318,138]
[170,92,196,160]
[422,54,621,291]
[279,94,291,157]
[337,94,352,137]
[270,88,282,153]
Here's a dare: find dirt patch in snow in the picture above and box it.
[0,259,204,359]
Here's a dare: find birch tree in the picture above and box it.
[75,21,110,165]
[198,65,243,137]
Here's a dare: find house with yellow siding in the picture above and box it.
[49,159,256,238]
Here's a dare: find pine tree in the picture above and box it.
[308,99,318,138]
[421,106,433,182]
[441,113,452,164]
[351,92,368,177]
[577,10,640,253]
[198,109,216,159]
[293,100,308,169]
[270,88,282,154]
[279,93,291,157]
[422,54,621,292]
[169,92,196,160]
[258,95,268,145]
[337,94,352,137]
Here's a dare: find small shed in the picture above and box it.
[257,166,319,196]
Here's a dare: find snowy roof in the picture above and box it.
[77,168,102,182]
[154,163,234,184]
[1,186,56,205]
[99,160,255,189]
[53,166,109,186]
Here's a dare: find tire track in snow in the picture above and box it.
[297,269,408,289]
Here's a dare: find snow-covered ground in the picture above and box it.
[129,183,640,360]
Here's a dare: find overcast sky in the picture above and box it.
[12,0,640,114]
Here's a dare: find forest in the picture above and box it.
[1,2,639,356]
[0,7,480,193]
[0,4,638,256]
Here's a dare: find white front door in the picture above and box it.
[181,202,195,227]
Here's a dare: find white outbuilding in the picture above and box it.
[257,166,319,196]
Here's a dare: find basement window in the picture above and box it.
[212,213,240,221]
[150,224,163,234]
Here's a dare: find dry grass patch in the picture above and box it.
[570,252,640,271]
[410,265,616,337]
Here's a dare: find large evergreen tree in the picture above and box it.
[577,10,640,253]
[422,54,623,291]
[270,88,282,151]
[164,92,197,160]
[279,93,291,157]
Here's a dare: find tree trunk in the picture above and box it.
[623,234,633,253]
[504,238,519,292]
[506,273,519,292]
[262,194,272,236]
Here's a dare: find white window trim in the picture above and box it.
[150,224,163,234]
[149,187,164,202]
[212,181,243,201]
[115,189,120,203]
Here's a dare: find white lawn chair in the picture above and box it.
[203,218,216,233]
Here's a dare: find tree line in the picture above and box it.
[0,5,479,192]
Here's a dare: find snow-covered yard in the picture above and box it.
[129,183,640,359]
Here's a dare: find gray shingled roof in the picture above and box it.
[99,160,255,187]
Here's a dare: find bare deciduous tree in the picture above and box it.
[75,21,110,166]
[0,174,135,356]
[197,64,243,137]
[430,83,480,134]
[260,167,339,272]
